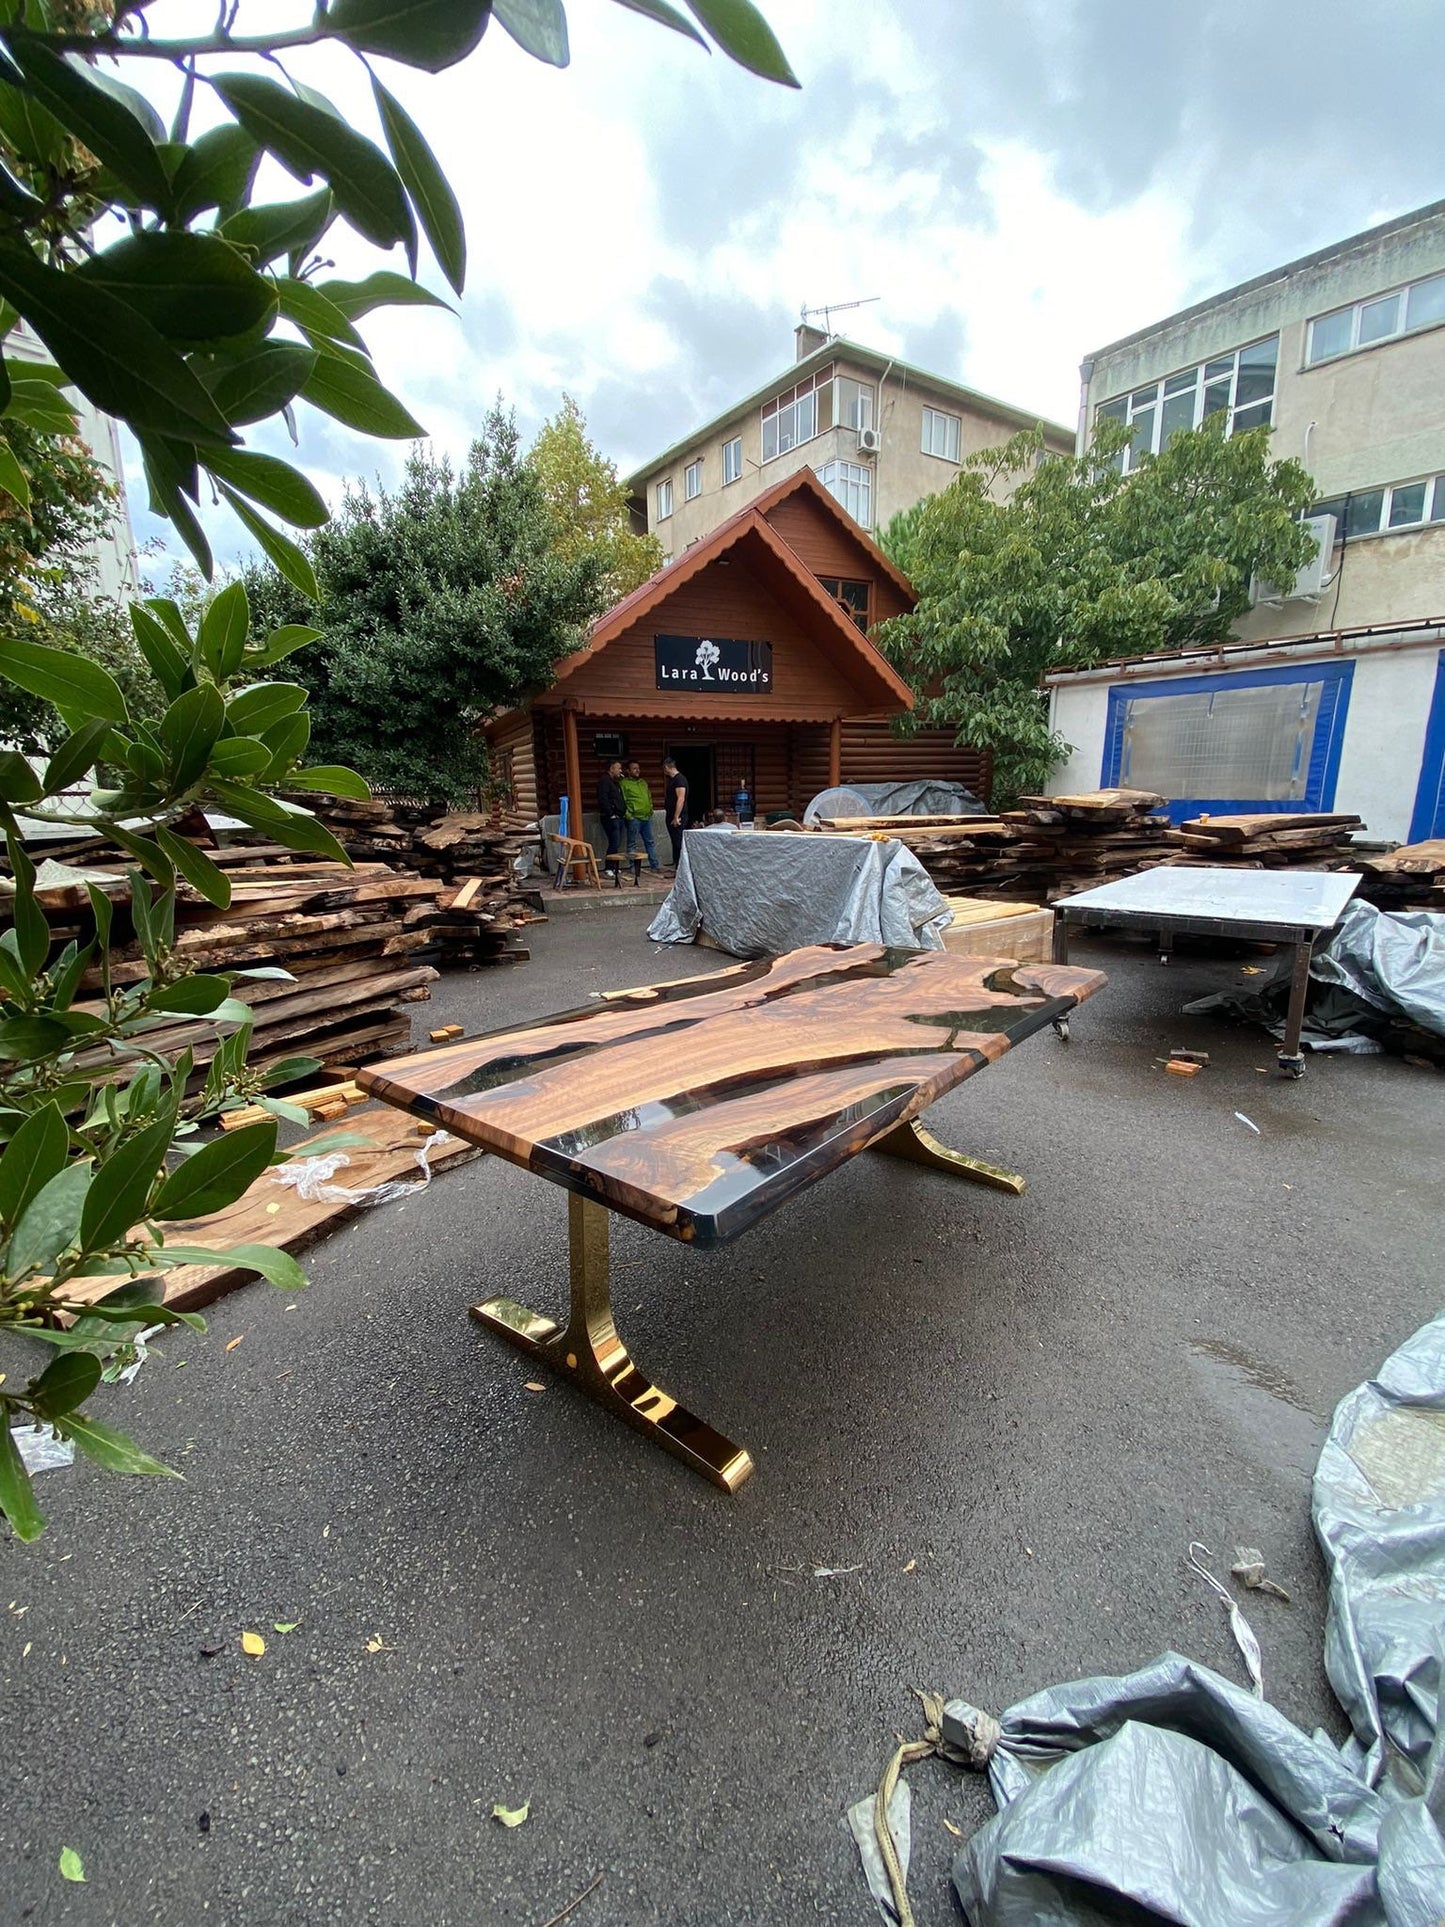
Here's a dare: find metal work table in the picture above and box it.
[359,943,1106,1491]
[1051,868,1361,1078]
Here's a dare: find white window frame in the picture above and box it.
[656,477,673,521]
[684,459,702,501]
[1095,335,1279,472]
[921,406,962,463]
[815,459,872,529]
[762,365,876,462]
[722,436,743,486]
[1309,473,1445,542]
[1306,270,1445,367]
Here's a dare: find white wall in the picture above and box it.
[1046,638,1445,842]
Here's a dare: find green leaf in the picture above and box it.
[252,624,322,664]
[42,719,113,796]
[0,82,68,171]
[0,746,41,801]
[202,448,327,528]
[213,74,414,253]
[7,1159,91,1278]
[6,829,49,977]
[62,1413,180,1478]
[156,1241,308,1291]
[29,1350,101,1421]
[0,636,128,723]
[171,123,260,222]
[492,0,569,64]
[77,232,277,345]
[154,827,231,909]
[317,271,450,320]
[329,0,492,69]
[0,1421,45,1541]
[3,377,77,432]
[259,710,310,778]
[0,241,237,446]
[0,434,28,506]
[226,682,308,735]
[273,275,365,350]
[86,882,114,951]
[205,778,349,861]
[300,344,423,438]
[80,1117,174,1250]
[57,1847,85,1882]
[203,341,318,427]
[140,442,214,578]
[0,1101,68,1232]
[206,736,271,779]
[217,485,321,600]
[283,765,372,802]
[609,0,708,45]
[222,187,335,269]
[128,604,190,700]
[371,79,466,295]
[0,1015,72,1060]
[152,1120,278,1221]
[199,581,250,681]
[683,0,799,82]
[146,975,233,1016]
[160,682,225,790]
[5,32,173,206]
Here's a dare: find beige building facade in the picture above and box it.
[628,326,1072,557]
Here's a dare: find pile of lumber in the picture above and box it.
[1161,812,1363,870]
[1355,839,1445,911]
[19,841,527,1086]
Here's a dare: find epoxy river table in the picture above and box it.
[358,943,1107,1491]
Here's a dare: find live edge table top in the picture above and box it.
[357,944,1107,1247]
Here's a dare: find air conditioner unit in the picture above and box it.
[856,426,881,454]
[1251,512,1337,605]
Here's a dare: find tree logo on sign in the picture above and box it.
[695,640,720,680]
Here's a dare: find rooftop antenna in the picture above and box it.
[800,296,880,338]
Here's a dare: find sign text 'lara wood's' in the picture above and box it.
[654,634,773,692]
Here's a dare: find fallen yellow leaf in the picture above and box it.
[225,1336,244,1353]
[902,1559,917,1573]
[524,1381,546,1393]
[492,1800,530,1828]
[365,1635,394,1654]
[943,1818,963,1838]
[241,1631,266,1657]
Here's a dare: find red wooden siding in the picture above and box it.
[763,495,912,626]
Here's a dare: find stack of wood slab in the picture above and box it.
[1161,812,1364,870]
[1355,839,1445,911]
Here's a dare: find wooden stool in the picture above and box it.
[551,835,602,891]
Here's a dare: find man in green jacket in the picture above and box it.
[621,760,662,878]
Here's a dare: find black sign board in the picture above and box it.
[654,634,773,693]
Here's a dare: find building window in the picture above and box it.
[761,365,876,461]
[656,478,673,521]
[1306,270,1445,366]
[1095,336,1279,471]
[815,459,872,528]
[1101,662,1354,819]
[722,436,743,485]
[1309,473,1445,540]
[684,459,702,501]
[818,576,871,629]
[921,406,961,462]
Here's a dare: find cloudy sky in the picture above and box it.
[120,0,1444,575]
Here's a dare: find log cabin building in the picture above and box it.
[485,469,990,826]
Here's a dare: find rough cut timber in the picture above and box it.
[1162,812,1364,873]
[1355,839,1445,911]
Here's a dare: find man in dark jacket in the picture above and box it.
[597,760,626,887]
[662,755,688,869]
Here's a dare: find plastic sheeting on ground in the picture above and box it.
[847,1307,1445,1925]
[647,829,952,958]
[1182,900,1445,1053]
[802,780,987,825]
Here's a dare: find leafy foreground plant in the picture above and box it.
[0,584,370,1542]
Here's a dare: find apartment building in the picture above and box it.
[1049,201,1445,841]
[627,325,1073,556]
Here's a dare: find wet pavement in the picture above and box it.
[2,914,1441,1925]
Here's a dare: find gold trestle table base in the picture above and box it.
[868,1117,1027,1194]
[471,1191,756,1493]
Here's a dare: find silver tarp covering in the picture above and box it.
[1312,901,1445,1037]
[647,830,952,957]
[802,780,987,825]
[849,1310,1445,1924]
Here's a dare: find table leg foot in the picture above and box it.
[470,1193,754,1494]
[1276,1053,1306,1080]
[869,1119,1026,1195]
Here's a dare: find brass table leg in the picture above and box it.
[471,1192,755,1493]
[870,1118,1026,1195]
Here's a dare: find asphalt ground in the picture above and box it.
[3,911,1442,1926]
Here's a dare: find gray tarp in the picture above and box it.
[802,780,987,825]
[849,1308,1445,1924]
[647,830,951,958]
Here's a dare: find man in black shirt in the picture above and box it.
[597,759,626,887]
[662,756,688,870]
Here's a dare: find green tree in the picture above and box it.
[529,394,664,606]
[0,0,796,1540]
[877,420,1318,802]
[245,407,603,800]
